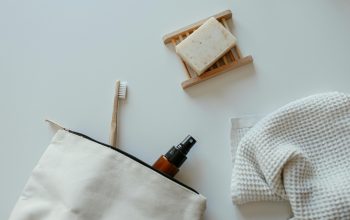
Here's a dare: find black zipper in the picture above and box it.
[68,130,199,194]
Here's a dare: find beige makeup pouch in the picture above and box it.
[8,128,206,220]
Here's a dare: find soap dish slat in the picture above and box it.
[163,10,253,89]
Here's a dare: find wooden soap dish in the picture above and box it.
[163,10,253,89]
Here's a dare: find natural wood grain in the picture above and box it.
[163,10,232,44]
[179,35,183,41]
[164,9,253,89]
[171,39,177,46]
[181,56,253,89]
[229,50,236,62]
[234,45,242,59]
[223,55,228,64]
[221,18,229,29]
[215,59,222,67]
[109,80,120,148]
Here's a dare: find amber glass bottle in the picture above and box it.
[152,135,196,177]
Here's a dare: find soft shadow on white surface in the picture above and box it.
[236,201,292,220]
[184,64,256,98]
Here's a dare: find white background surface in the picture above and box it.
[1,0,350,219]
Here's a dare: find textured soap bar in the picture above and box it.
[175,17,237,75]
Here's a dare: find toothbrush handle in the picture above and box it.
[109,80,120,148]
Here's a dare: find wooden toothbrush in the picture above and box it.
[109,80,127,148]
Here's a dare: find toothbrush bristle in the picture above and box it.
[118,81,127,99]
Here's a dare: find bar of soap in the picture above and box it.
[175,17,237,75]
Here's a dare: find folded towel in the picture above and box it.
[230,116,261,164]
[231,92,350,219]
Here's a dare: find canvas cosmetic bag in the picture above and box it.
[8,127,206,220]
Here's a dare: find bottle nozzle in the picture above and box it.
[164,135,197,168]
[177,135,196,155]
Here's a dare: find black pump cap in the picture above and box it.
[164,135,197,168]
[178,135,196,154]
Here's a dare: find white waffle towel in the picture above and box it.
[231,92,350,219]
